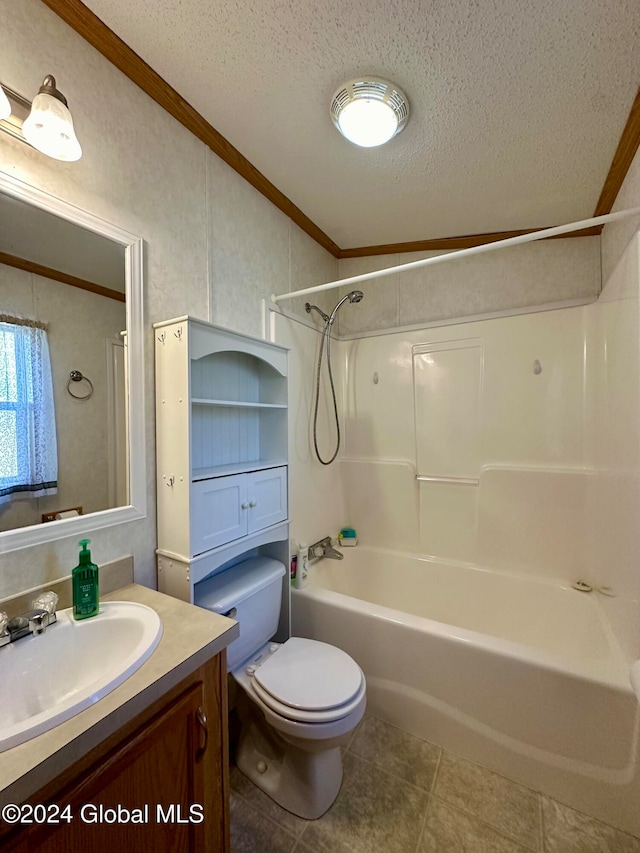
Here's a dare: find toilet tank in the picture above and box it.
[194,556,286,671]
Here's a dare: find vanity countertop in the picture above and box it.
[0,583,238,806]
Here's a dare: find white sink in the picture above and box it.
[0,601,163,752]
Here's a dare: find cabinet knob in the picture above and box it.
[195,706,208,763]
[241,502,250,509]
[249,500,257,508]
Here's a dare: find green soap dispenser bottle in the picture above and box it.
[72,539,99,620]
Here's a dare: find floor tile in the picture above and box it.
[299,750,430,853]
[230,765,308,836]
[434,751,540,850]
[348,715,441,791]
[418,797,534,853]
[541,796,640,853]
[230,792,298,853]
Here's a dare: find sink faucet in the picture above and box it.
[309,536,344,561]
[0,591,58,647]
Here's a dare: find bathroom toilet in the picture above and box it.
[195,556,366,819]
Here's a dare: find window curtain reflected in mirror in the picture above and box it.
[0,317,58,502]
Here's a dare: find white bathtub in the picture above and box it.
[291,546,640,836]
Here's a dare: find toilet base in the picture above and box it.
[236,708,343,819]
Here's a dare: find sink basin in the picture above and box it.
[1,601,162,752]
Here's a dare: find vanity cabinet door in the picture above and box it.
[3,655,229,853]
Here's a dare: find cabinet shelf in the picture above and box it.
[192,398,287,409]
[192,460,288,481]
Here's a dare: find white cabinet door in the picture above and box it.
[191,467,287,555]
[191,475,247,555]
[247,467,287,534]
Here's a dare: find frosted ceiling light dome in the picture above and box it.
[331,77,410,148]
[22,76,82,162]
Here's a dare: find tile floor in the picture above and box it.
[230,714,640,853]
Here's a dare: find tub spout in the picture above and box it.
[310,536,344,561]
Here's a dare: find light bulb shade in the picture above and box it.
[0,86,11,121]
[331,77,410,147]
[22,90,82,162]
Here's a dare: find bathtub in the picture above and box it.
[291,546,640,836]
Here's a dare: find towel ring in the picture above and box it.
[67,370,94,400]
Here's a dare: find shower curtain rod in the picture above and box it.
[271,206,640,305]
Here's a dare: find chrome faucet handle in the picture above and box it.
[32,591,58,625]
[32,591,58,615]
[28,610,49,636]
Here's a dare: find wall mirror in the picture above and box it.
[0,172,146,553]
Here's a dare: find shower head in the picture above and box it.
[328,290,365,324]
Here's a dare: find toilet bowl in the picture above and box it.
[194,555,367,819]
[232,637,366,818]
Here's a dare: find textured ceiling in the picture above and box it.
[83,0,640,248]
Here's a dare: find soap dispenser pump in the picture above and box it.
[72,538,99,620]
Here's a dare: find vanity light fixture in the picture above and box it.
[22,76,82,161]
[330,77,410,148]
[0,75,82,162]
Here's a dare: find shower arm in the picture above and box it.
[271,206,640,306]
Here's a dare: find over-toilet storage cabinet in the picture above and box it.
[154,316,289,607]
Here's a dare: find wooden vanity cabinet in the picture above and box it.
[1,653,229,853]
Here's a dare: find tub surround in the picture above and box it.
[0,581,238,810]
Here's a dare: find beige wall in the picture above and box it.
[0,0,336,598]
[336,237,601,336]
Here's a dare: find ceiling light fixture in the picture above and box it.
[330,77,410,148]
[0,75,82,162]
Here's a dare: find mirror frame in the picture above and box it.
[0,172,146,553]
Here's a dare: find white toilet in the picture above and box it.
[195,555,366,819]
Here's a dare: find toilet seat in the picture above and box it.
[248,637,365,723]
[251,670,366,723]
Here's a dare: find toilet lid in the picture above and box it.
[253,637,363,712]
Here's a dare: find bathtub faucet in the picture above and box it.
[310,536,344,561]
